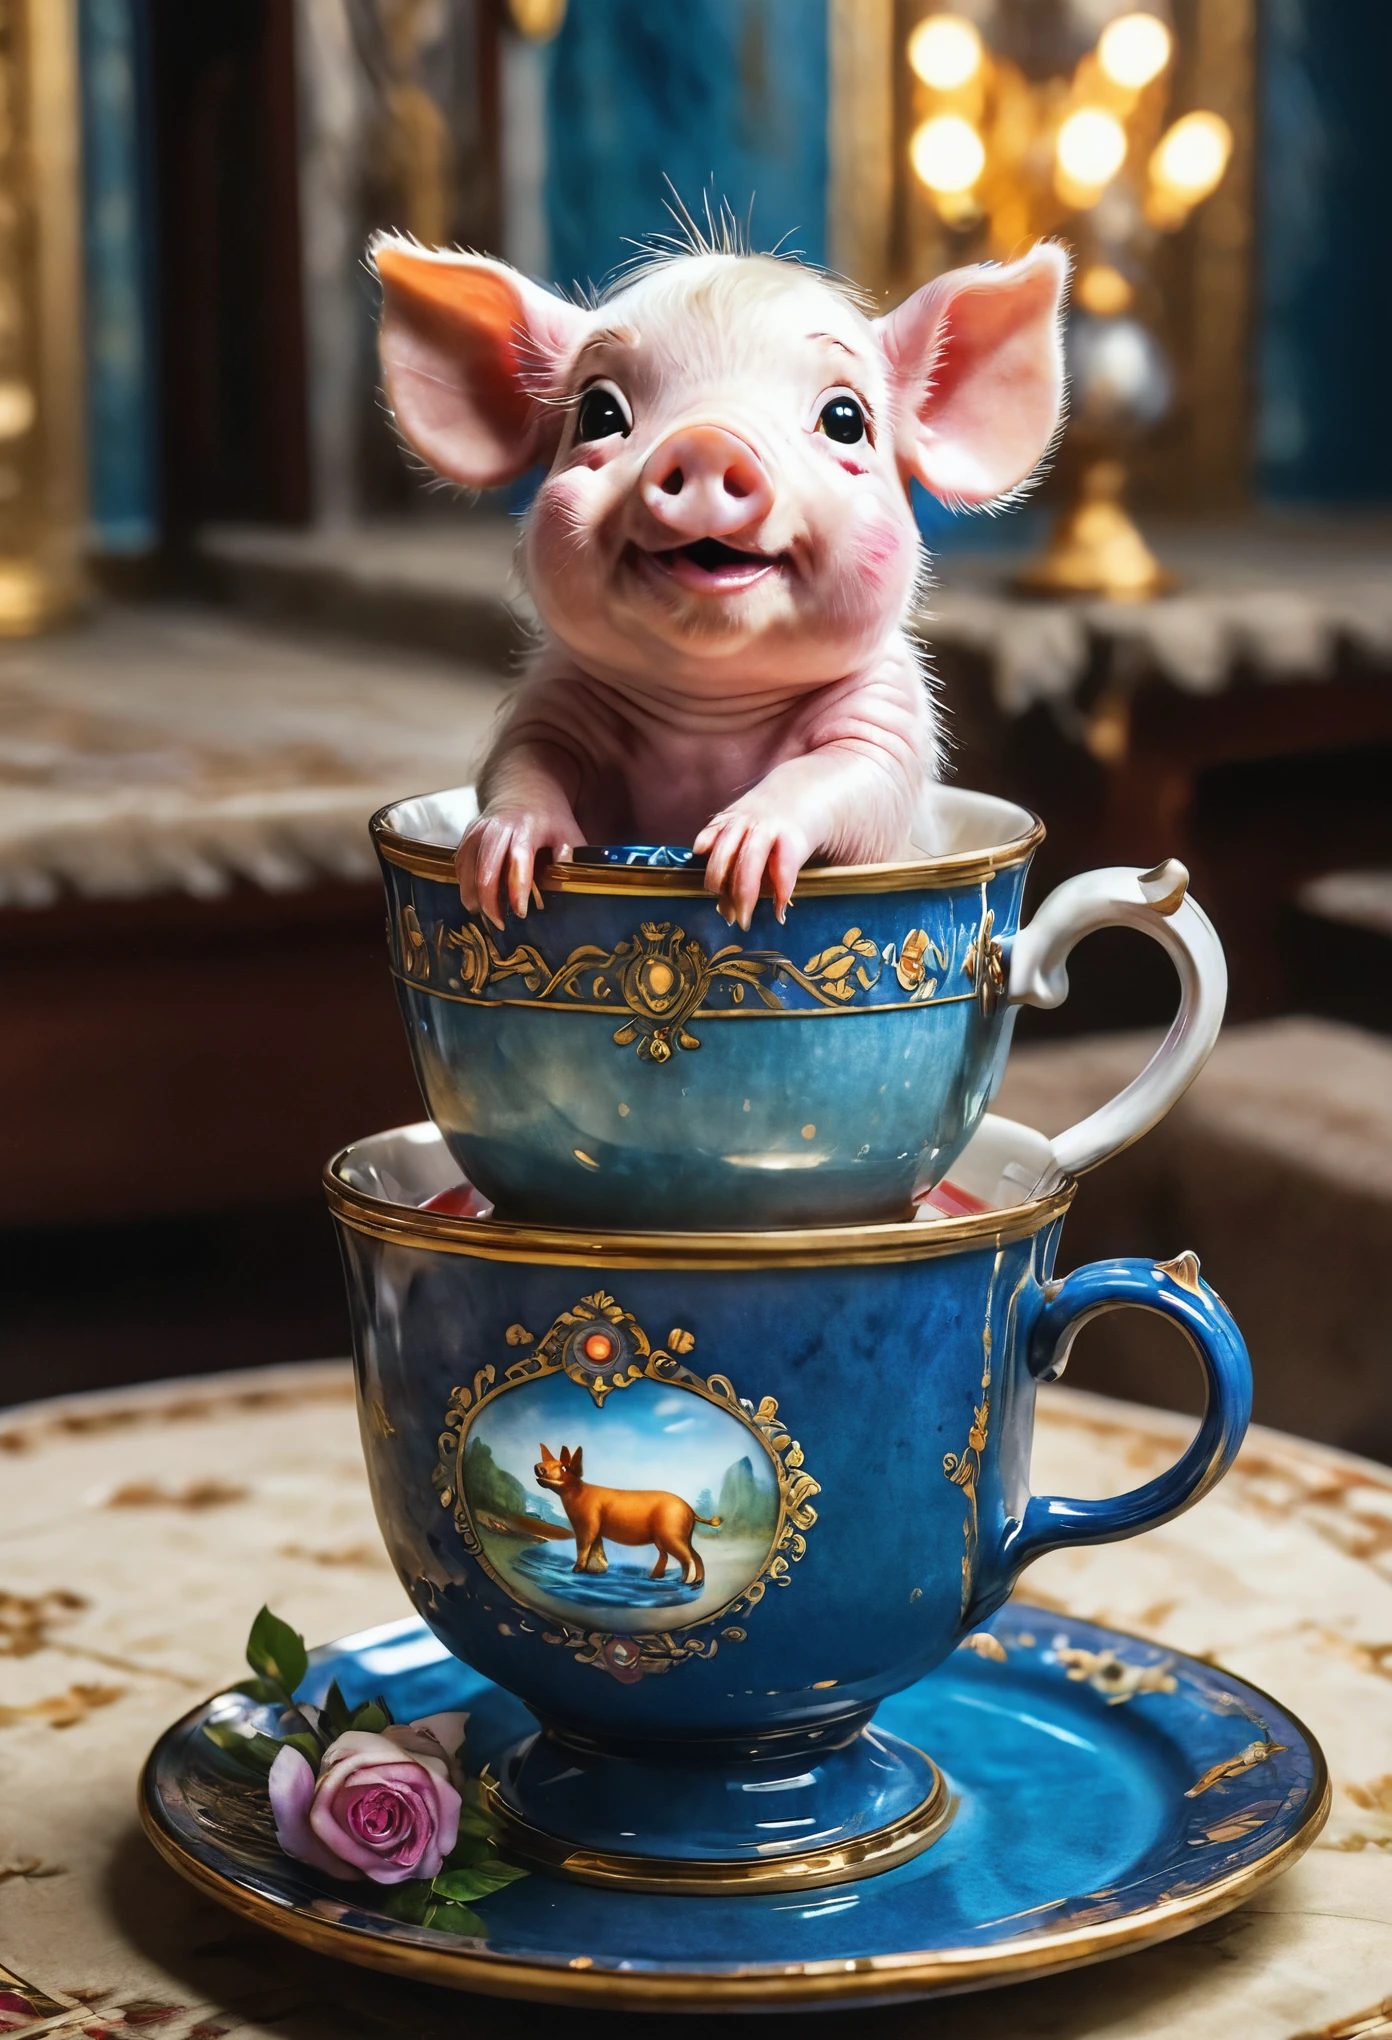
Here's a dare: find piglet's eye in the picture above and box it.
[575,385,631,443]
[818,395,866,445]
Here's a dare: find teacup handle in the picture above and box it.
[1005,860,1227,1189]
[989,1253,1251,1594]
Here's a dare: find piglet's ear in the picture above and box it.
[876,243,1068,507]
[373,236,588,489]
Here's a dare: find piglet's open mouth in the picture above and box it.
[634,537,787,594]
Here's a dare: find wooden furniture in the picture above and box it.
[996,1018,1392,1464]
[932,516,1392,1026]
[0,878,420,1227]
[0,603,501,1223]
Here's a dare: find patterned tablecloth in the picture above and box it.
[1,1363,1388,2039]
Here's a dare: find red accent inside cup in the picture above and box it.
[917,1179,991,1218]
[420,1183,495,1218]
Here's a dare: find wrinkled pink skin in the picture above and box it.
[268,1714,464,1885]
[375,241,1067,927]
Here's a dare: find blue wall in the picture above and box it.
[79,0,159,555]
[544,0,828,296]
[1257,0,1392,502]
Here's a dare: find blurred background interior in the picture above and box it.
[2,0,1389,1454]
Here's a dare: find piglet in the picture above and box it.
[374,234,1066,927]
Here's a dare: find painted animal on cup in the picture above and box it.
[373,218,1068,930]
[534,1442,721,1585]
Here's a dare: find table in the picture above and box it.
[925,515,1392,721]
[1,1363,1389,2038]
[0,605,502,1224]
[924,518,1392,1029]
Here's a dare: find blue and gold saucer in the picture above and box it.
[140,1608,1327,2010]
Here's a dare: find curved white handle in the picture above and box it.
[1006,858,1227,1188]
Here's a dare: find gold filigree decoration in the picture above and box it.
[801,926,883,1001]
[532,1622,750,1684]
[394,911,974,1058]
[1185,1737,1289,1799]
[1056,1645,1179,1705]
[958,1631,1007,1662]
[431,1293,820,1679]
[943,1354,990,1618]
[398,904,429,978]
[944,1266,997,1618]
[892,925,950,997]
[1157,1251,1203,1296]
[962,886,1007,1019]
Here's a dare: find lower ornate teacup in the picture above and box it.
[325,1112,1251,1894]
[372,784,1227,1230]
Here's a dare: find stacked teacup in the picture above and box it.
[323,783,1249,1893]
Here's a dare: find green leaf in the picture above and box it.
[349,1699,390,1734]
[450,1801,495,1846]
[376,1879,432,1925]
[424,1900,485,1938]
[441,1836,492,1871]
[321,1680,354,1739]
[231,1675,284,1706]
[376,1880,489,1937]
[245,1607,308,1697]
[280,1731,322,1771]
[201,1722,285,1775]
[432,1857,529,1903]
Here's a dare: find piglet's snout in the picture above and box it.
[639,425,774,541]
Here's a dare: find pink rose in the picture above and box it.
[268,1711,465,1885]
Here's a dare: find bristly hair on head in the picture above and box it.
[594,179,869,312]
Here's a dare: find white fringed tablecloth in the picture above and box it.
[920,515,1392,715]
[0,605,503,909]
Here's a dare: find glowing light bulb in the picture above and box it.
[1056,108,1128,189]
[1077,264,1133,316]
[911,114,986,195]
[907,14,983,91]
[1097,12,1171,90]
[1151,111,1232,201]
[0,380,35,440]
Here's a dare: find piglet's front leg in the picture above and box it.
[456,740,584,928]
[694,743,916,931]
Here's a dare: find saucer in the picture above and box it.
[140,1607,1328,2011]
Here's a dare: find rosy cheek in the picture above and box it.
[530,479,595,564]
[854,519,907,587]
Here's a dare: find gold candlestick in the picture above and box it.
[0,0,87,634]
[1015,459,1176,601]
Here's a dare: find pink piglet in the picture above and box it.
[375,230,1067,928]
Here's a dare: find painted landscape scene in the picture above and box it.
[461,1372,781,1633]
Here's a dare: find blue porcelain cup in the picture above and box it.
[372,785,1227,1230]
[326,1111,1251,1893]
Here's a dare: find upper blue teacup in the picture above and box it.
[373,784,1226,1229]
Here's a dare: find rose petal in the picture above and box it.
[318,1730,451,1792]
[384,1712,468,1786]
[267,1745,361,1881]
[319,1728,412,1771]
[312,1764,461,1883]
[308,1738,464,1885]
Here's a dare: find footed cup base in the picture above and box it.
[481,1721,954,1894]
